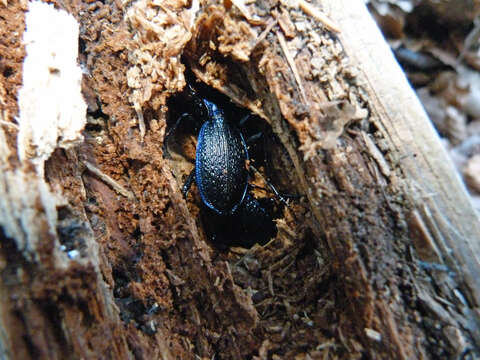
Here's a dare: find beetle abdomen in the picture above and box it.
[196,116,249,215]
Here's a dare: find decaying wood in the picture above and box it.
[330,0,480,346]
[0,0,479,359]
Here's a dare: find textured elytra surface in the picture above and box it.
[196,113,248,214]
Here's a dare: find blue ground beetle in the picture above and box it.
[164,86,276,246]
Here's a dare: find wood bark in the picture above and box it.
[0,0,479,359]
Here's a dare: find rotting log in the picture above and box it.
[0,0,479,359]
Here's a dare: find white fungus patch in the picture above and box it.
[17,1,86,175]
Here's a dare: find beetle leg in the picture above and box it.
[182,167,196,198]
[250,181,289,206]
[251,183,299,200]
[245,131,263,144]
[238,113,250,127]
[163,112,192,159]
[239,114,263,145]
[249,165,299,206]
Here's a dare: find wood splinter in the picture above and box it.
[83,160,135,201]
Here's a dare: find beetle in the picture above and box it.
[164,86,277,246]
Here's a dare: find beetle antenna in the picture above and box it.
[163,112,192,159]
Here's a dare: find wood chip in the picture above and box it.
[276,30,308,105]
[298,0,340,33]
[252,18,277,49]
[231,0,264,25]
[84,161,135,201]
[277,8,296,39]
